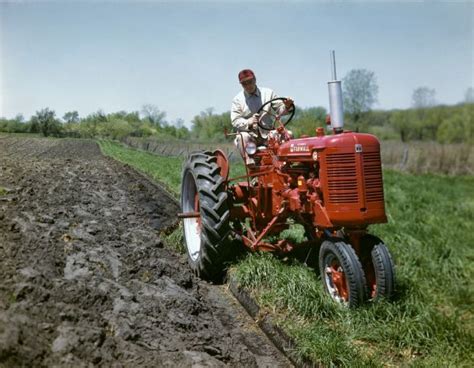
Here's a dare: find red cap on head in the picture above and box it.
[238,69,255,82]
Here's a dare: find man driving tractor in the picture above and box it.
[181,55,394,307]
[231,69,294,166]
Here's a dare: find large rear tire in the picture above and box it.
[319,240,368,307]
[361,235,395,300]
[181,151,235,282]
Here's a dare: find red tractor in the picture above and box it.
[179,53,394,307]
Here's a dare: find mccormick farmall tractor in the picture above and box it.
[179,52,394,307]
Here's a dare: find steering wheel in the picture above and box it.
[256,97,295,131]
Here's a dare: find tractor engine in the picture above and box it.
[276,130,387,229]
[227,129,387,234]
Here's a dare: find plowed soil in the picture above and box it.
[0,137,290,367]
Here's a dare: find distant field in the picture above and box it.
[99,140,474,367]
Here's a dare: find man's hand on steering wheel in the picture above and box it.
[247,113,260,130]
[284,97,294,111]
[256,97,295,131]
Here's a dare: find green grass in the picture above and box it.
[98,140,474,367]
[232,171,474,366]
[99,140,246,194]
[99,140,183,197]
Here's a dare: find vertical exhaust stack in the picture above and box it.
[328,50,344,134]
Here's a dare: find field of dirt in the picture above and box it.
[0,137,291,367]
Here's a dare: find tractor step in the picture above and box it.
[178,211,200,219]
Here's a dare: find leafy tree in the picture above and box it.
[412,87,436,108]
[291,106,327,137]
[141,104,167,127]
[176,127,190,140]
[191,108,231,141]
[91,110,108,123]
[124,111,141,123]
[63,111,79,124]
[0,116,30,133]
[98,119,134,140]
[390,110,411,142]
[30,117,40,133]
[75,110,107,137]
[133,120,154,137]
[172,118,190,139]
[174,118,185,129]
[424,107,446,140]
[464,87,474,103]
[342,69,379,131]
[86,110,107,125]
[30,108,61,137]
[14,114,25,123]
[107,111,140,124]
[410,87,439,140]
[437,105,473,144]
[107,111,146,136]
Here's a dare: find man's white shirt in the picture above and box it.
[231,87,286,135]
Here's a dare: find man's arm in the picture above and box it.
[269,90,293,116]
[231,97,257,131]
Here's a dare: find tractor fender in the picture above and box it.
[213,149,229,181]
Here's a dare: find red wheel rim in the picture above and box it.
[324,258,349,303]
[365,260,377,298]
[361,253,376,298]
[329,260,348,301]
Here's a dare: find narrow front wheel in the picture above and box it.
[361,235,395,300]
[319,240,368,307]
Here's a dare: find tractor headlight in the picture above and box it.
[245,141,257,155]
[312,151,318,161]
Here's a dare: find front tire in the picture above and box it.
[319,240,368,307]
[181,151,235,282]
[361,235,395,300]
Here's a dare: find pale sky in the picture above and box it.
[1,0,472,126]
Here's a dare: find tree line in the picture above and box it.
[0,106,190,141]
[1,69,472,144]
[1,102,471,145]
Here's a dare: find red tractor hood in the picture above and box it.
[277,131,381,159]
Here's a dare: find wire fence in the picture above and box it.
[381,141,473,176]
[122,136,242,162]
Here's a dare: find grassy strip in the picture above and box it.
[99,140,183,197]
[99,140,474,366]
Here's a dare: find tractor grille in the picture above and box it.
[363,151,384,202]
[326,151,384,204]
[326,153,358,204]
